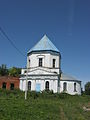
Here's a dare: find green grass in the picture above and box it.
[0,89,90,120]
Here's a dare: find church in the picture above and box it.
[20,35,81,95]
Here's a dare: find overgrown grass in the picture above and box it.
[0,89,90,120]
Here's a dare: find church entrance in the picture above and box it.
[36,83,41,92]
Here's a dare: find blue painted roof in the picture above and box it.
[28,35,59,53]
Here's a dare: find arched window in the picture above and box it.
[10,83,14,90]
[74,83,76,92]
[28,81,31,90]
[2,82,6,89]
[63,82,67,91]
[45,81,49,90]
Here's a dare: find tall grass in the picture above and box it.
[0,89,90,120]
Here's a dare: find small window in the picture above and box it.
[63,82,67,91]
[2,82,6,89]
[28,81,31,90]
[29,59,30,67]
[45,81,49,90]
[39,58,43,67]
[10,83,14,90]
[74,83,76,92]
[24,70,27,73]
[53,59,56,68]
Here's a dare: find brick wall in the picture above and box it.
[0,76,20,90]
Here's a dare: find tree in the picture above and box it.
[0,64,8,76]
[0,64,21,77]
[9,67,21,77]
[85,82,90,95]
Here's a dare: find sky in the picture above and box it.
[0,0,90,88]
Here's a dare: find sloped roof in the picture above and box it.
[28,35,59,53]
[60,73,80,81]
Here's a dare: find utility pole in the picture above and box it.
[25,67,28,100]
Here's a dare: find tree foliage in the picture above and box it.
[85,82,90,95]
[0,64,8,76]
[0,64,21,77]
[9,67,21,77]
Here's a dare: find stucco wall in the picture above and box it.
[60,81,81,95]
[27,53,60,69]
[20,79,58,93]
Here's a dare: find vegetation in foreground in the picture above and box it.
[85,82,90,95]
[0,89,90,120]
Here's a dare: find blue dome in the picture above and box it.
[28,35,59,53]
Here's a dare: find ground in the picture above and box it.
[0,89,90,120]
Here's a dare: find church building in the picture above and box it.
[20,35,81,95]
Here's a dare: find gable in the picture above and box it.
[27,68,57,75]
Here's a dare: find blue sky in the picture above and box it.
[0,0,90,88]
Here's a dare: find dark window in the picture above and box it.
[39,58,43,67]
[74,83,76,92]
[53,59,56,68]
[24,70,27,73]
[10,83,14,90]
[28,81,31,90]
[2,82,6,89]
[45,81,49,90]
[29,59,30,67]
[63,82,67,91]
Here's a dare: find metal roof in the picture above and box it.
[28,35,59,53]
[60,73,79,81]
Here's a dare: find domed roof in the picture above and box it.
[28,35,59,53]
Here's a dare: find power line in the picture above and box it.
[0,26,26,57]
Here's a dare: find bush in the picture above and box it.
[28,91,39,99]
[85,82,90,95]
[59,92,71,99]
[42,90,53,94]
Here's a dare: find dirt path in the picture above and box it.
[59,106,68,120]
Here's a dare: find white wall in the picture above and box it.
[60,81,81,95]
[20,79,58,93]
[24,53,60,75]
[27,53,60,69]
[20,79,81,95]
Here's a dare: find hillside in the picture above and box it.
[0,89,90,120]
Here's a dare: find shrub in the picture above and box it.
[42,89,53,94]
[28,91,39,99]
[85,82,90,95]
[59,92,71,99]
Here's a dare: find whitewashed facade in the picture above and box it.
[60,73,81,95]
[20,35,81,95]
